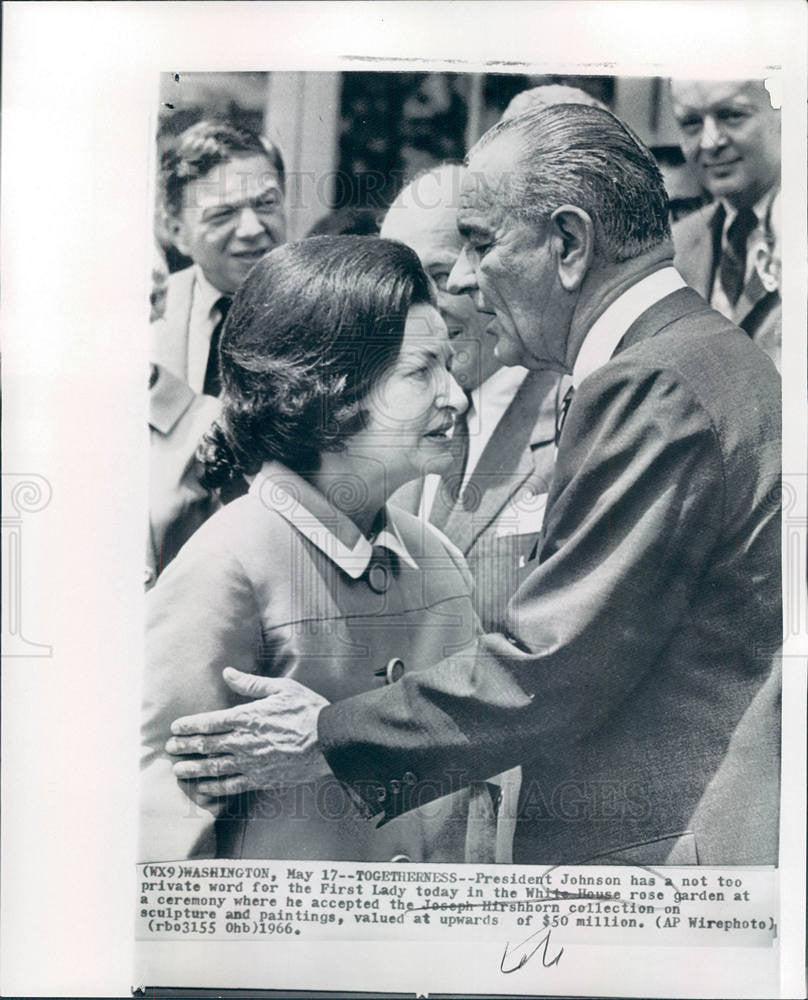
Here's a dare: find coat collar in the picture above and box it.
[250,462,417,579]
[572,268,686,389]
[615,285,714,355]
[149,363,197,435]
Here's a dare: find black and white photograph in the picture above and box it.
[2,3,806,998]
[142,66,783,870]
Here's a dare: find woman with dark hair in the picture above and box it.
[141,236,481,863]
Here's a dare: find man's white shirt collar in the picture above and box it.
[192,264,224,316]
[572,267,686,389]
[251,462,417,580]
[720,185,779,233]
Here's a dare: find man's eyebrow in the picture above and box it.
[676,88,756,114]
[201,202,236,217]
[200,182,281,217]
[456,220,491,240]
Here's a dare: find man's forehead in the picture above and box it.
[381,198,462,258]
[462,136,522,208]
[188,153,280,207]
[671,79,773,111]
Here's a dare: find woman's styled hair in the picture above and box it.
[201,235,435,486]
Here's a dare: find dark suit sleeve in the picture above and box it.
[318,359,726,819]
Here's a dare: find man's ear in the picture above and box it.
[549,206,594,292]
[165,213,190,256]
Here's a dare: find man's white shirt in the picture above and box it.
[710,185,779,317]
[185,265,229,394]
[573,266,686,389]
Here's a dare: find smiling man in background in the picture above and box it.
[670,78,781,365]
[151,121,287,395]
[382,163,559,631]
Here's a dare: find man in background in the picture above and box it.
[382,163,559,630]
[500,82,607,120]
[151,121,287,394]
[670,78,781,366]
[146,363,220,588]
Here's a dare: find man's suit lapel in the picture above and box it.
[442,369,558,554]
[390,478,423,517]
[150,267,195,380]
[733,268,778,333]
[674,204,722,300]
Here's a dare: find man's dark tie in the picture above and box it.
[554,384,575,447]
[429,396,471,531]
[203,296,231,397]
[719,206,758,307]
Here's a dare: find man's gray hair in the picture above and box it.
[470,103,671,263]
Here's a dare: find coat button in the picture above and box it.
[403,771,417,785]
[144,566,156,587]
[367,560,390,593]
[374,657,405,685]
[386,657,405,684]
[390,854,412,863]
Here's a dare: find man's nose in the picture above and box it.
[235,204,265,238]
[447,246,477,296]
[699,114,728,153]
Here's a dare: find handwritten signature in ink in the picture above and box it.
[500,926,564,974]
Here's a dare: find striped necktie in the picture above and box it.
[719,206,758,307]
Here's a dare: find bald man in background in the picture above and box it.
[382,164,560,632]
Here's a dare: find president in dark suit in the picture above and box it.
[167,104,781,866]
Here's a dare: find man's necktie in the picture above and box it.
[554,383,575,447]
[203,296,231,397]
[719,206,758,308]
[429,396,471,531]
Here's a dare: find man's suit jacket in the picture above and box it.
[393,369,559,632]
[673,202,781,356]
[147,364,221,588]
[319,286,782,866]
[666,657,781,866]
[149,266,203,385]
